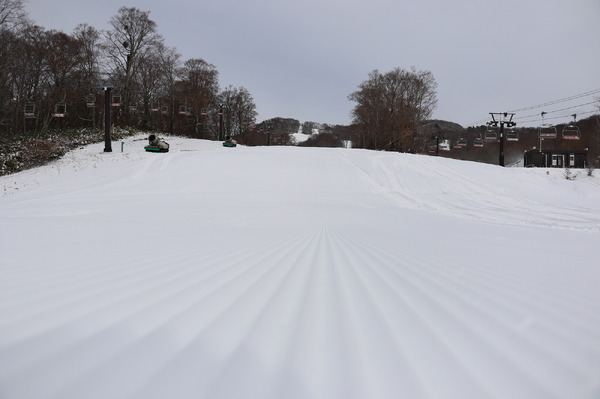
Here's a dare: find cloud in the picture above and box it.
[26,0,600,126]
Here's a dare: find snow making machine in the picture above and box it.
[145,134,170,153]
[223,135,237,147]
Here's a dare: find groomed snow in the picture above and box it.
[1,135,599,399]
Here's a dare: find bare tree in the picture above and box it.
[0,0,26,31]
[178,58,219,138]
[156,43,181,134]
[218,85,257,142]
[10,24,49,132]
[103,7,163,124]
[348,70,387,149]
[349,67,438,151]
[73,24,101,90]
[135,50,164,130]
[72,24,102,127]
[45,31,83,93]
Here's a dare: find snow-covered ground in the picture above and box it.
[291,131,310,144]
[1,134,599,399]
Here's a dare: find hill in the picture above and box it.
[1,136,599,399]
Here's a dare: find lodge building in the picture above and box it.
[524,150,588,168]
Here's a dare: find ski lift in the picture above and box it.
[24,102,36,118]
[561,114,580,140]
[473,136,484,147]
[151,102,160,113]
[86,93,96,108]
[453,135,467,150]
[538,111,557,139]
[111,94,121,107]
[506,128,519,141]
[53,102,66,118]
[484,123,498,142]
[179,104,191,116]
[439,139,451,151]
[454,137,467,148]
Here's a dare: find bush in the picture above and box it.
[564,168,577,180]
[0,128,138,176]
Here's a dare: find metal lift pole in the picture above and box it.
[490,112,515,167]
[499,120,504,167]
[104,87,113,152]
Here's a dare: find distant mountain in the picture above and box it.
[256,118,300,134]
[419,120,465,137]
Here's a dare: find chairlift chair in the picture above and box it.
[484,124,498,142]
[161,105,168,115]
[53,102,66,118]
[562,114,580,140]
[439,139,451,151]
[473,136,484,147]
[538,124,557,139]
[151,102,160,113]
[111,95,121,107]
[179,104,191,116]
[506,129,519,141]
[453,137,467,149]
[86,93,96,108]
[538,111,557,139]
[24,102,36,118]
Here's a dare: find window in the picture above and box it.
[552,154,563,167]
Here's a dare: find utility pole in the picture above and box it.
[490,112,515,167]
[435,123,441,156]
[218,104,223,141]
[103,87,113,152]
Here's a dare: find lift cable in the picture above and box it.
[512,100,598,121]
[516,109,598,125]
[507,88,600,113]
[466,88,600,127]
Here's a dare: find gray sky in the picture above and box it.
[26,0,600,127]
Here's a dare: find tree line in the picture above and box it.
[0,2,257,141]
[0,0,439,152]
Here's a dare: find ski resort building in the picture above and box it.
[524,149,588,168]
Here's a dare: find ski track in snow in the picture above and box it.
[1,135,599,399]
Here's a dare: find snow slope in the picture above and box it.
[1,135,599,399]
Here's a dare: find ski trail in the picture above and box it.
[1,140,599,399]
[2,225,319,399]
[326,220,597,398]
[39,221,324,399]
[339,149,600,233]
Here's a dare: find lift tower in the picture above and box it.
[490,112,516,167]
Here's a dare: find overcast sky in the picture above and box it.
[26,0,600,127]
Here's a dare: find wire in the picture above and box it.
[516,109,598,125]
[513,100,598,121]
[507,88,600,113]
[466,88,600,127]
